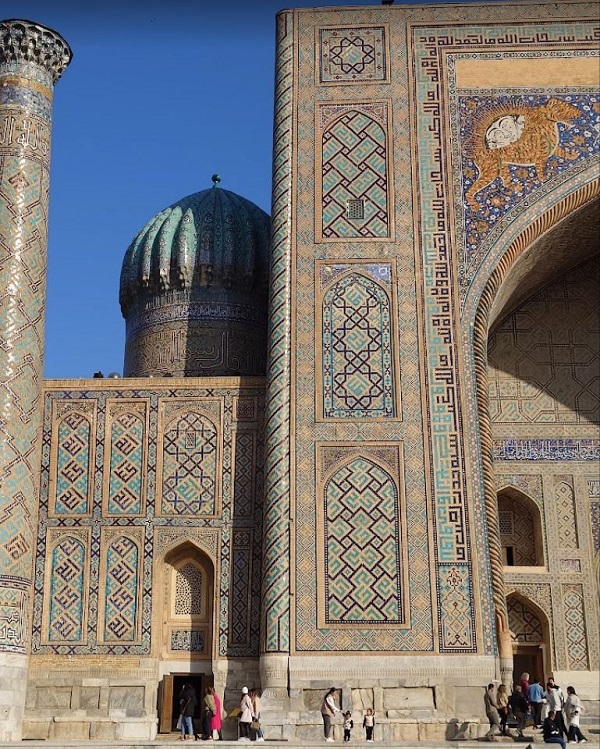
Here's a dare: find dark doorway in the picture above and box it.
[158,672,212,733]
[513,648,544,688]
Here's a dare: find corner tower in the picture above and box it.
[120,177,270,378]
[0,18,71,740]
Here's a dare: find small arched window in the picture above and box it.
[497,488,544,567]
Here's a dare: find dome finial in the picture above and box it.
[211,173,221,187]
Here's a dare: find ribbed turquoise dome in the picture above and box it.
[119,183,270,315]
[119,182,271,378]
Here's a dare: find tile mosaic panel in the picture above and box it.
[498,495,537,566]
[413,18,597,656]
[460,94,598,265]
[317,102,391,240]
[100,533,140,644]
[0,46,62,639]
[555,481,578,549]
[507,596,543,643]
[52,410,93,516]
[45,533,87,644]
[229,530,252,648]
[33,385,264,657]
[106,405,146,516]
[262,9,295,654]
[233,431,256,517]
[322,457,404,625]
[318,26,389,84]
[171,630,204,652]
[160,411,218,517]
[560,558,581,573]
[562,583,589,670]
[493,439,600,461]
[320,268,396,419]
[0,584,27,652]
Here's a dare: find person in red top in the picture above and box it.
[520,672,531,701]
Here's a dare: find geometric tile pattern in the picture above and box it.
[414,20,597,655]
[0,584,27,652]
[233,432,255,517]
[562,584,589,670]
[0,25,70,656]
[174,562,204,616]
[412,25,494,651]
[507,596,543,643]
[161,411,217,516]
[262,10,295,654]
[487,258,599,425]
[438,564,476,650]
[108,412,144,515]
[323,457,403,624]
[47,536,86,642]
[320,106,390,239]
[322,272,395,419]
[555,482,578,549]
[230,531,252,647]
[102,536,139,642]
[591,501,600,555]
[319,26,388,84]
[0,103,49,590]
[498,495,537,566]
[33,385,264,657]
[54,412,92,515]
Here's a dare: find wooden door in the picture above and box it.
[159,674,174,733]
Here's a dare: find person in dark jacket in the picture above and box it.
[509,685,529,738]
[179,683,197,741]
[543,710,566,749]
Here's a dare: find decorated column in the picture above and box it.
[260,10,294,699]
[0,19,71,740]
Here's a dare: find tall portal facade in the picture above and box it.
[0,1,598,743]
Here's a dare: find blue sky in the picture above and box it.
[5,0,481,378]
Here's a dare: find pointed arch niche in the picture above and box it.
[507,592,552,682]
[158,542,215,660]
[461,173,599,666]
[497,486,545,568]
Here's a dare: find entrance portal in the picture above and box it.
[507,594,550,686]
[158,673,214,734]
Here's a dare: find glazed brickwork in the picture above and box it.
[268,2,599,672]
[0,19,71,741]
[32,380,265,659]
[0,22,71,660]
[487,258,599,425]
[0,2,598,740]
[490,261,599,675]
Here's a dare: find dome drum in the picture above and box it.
[123,288,267,378]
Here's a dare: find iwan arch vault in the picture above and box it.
[0,1,598,742]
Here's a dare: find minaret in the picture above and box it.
[0,19,71,740]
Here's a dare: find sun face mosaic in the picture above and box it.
[460,94,599,269]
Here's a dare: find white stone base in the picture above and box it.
[0,652,28,741]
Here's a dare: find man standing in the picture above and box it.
[546,678,566,738]
[484,684,501,742]
[529,676,545,728]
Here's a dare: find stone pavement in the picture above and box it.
[0,734,598,749]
